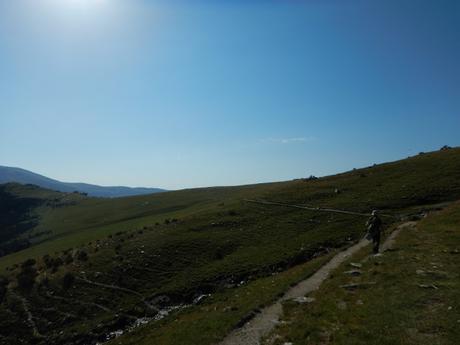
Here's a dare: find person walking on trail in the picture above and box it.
[366,210,382,254]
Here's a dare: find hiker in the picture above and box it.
[366,210,382,254]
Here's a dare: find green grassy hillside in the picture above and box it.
[264,201,460,345]
[0,147,459,345]
[3,148,460,269]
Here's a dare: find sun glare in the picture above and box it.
[45,0,109,11]
[66,0,107,5]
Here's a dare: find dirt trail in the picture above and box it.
[381,221,416,251]
[218,222,415,345]
[10,291,44,338]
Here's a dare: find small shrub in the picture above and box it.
[0,276,9,302]
[51,257,64,273]
[64,254,73,265]
[62,248,72,255]
[62,272,75,291]
[43,254,53,269]
[17,266,37,291]
[76,250,88,262]
[21,259,36,269]
[38,275,49,288]
[214,248,225,260]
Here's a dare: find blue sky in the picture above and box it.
[0,0,459,189]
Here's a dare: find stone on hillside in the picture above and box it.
[340,282,376,289]
[193,294,210,304]
[292,296,315,304]
[350,262,362,268]
[426,270,449,278]
[418,284,438,289]
[337,301,347,310]
[344,270,362,276]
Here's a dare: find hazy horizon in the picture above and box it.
[0,146,455,190]
[1,0,459,190]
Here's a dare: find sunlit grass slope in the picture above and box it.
[264,201,460,345]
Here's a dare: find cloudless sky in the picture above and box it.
[0,0,459,189]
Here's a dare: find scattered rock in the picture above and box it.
[340,282,376,290]
[416,269,425,275]
[337,301,347,310]
[343,270,362,276]
[349,262,362,268]
[193,294,210,305]
[418,284,439,290]
[356,299,364,305]
[425,270,449,278]
[292,296,315,304]
[150,295,170,307]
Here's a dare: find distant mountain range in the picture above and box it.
[0,166,166,197]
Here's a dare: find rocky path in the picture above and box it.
[218,222,415,345]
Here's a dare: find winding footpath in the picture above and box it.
[218,221,416,345]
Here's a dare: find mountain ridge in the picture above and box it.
[0,165,166,197]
